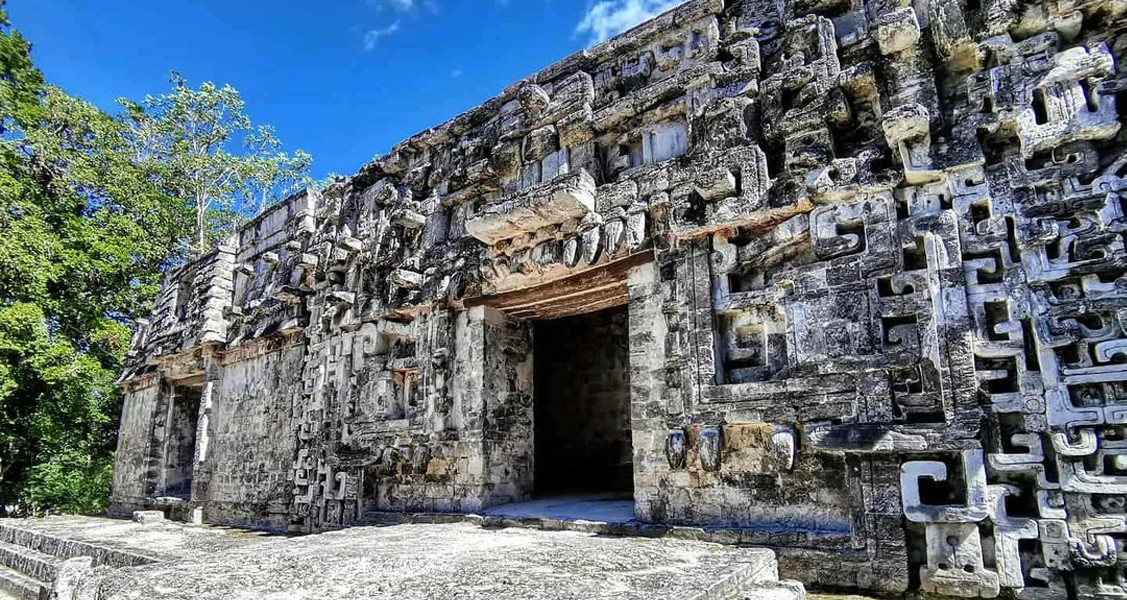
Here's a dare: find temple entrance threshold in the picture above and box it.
[481,492,635,523]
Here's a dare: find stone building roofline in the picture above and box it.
[201,0,715,266]
[233,188,312,242]
[356,0,718,179]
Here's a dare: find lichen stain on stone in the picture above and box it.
[721,422,775,450]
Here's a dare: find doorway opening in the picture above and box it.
[162,384,201,499]
[533,304,633,500]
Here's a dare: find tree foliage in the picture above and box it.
[0,3,311,514]
[121,74,312,254]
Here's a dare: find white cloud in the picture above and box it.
[368,0,414,11]
[364,21,402,50]
[451,69,464,78]
[575,0,686,44]
[359,0,436,51]
[369,0,439,13]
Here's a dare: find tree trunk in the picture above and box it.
[195,196,206,255]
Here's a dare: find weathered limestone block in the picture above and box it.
[666,430,688,469]
[131,511,166,525]
[465,170,596,245]
[882,104,938,184]
[697,428,722,472]
[49,557,96,600]
[391,268,424,290]
[876,8,921,55]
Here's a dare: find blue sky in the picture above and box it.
[10,0,685,180]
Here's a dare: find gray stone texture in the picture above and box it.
[113,0,1127,597]
[89,523,798,600]
[0,516,806,600]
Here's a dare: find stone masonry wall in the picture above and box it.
[110,381,161,508]
[115,0,1127,597]
[194,339,304,530]
[480,308,536,508]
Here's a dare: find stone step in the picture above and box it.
[703,549,792,600]
[739,581,807,600]
[0,563,45,600]
[0,540,61,584]
[359,508,850,550]
[0,521,156,569]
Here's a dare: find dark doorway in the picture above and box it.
[163,385,202,499]
[533,305,633,496]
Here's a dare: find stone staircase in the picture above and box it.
[0,520,158,600]
[0,538,56,600]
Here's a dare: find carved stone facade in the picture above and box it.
[113,0,1127,596]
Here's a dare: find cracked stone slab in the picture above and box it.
[92,522,799,600]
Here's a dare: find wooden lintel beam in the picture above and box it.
[465,251,654,321]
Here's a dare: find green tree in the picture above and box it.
[0,5,42,136]
[0,4,311,514]
[121,73,312,254]
[240,125,313,216]
[0,5,194,513]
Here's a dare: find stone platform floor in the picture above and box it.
[86,522,797,600]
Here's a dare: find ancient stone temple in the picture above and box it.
[111,0,1127,596]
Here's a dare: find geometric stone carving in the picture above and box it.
[918,523,1000,598]
[901,450,989,524]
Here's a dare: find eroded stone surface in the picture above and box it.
[113,0,1127,597]
[91,523,792,600]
